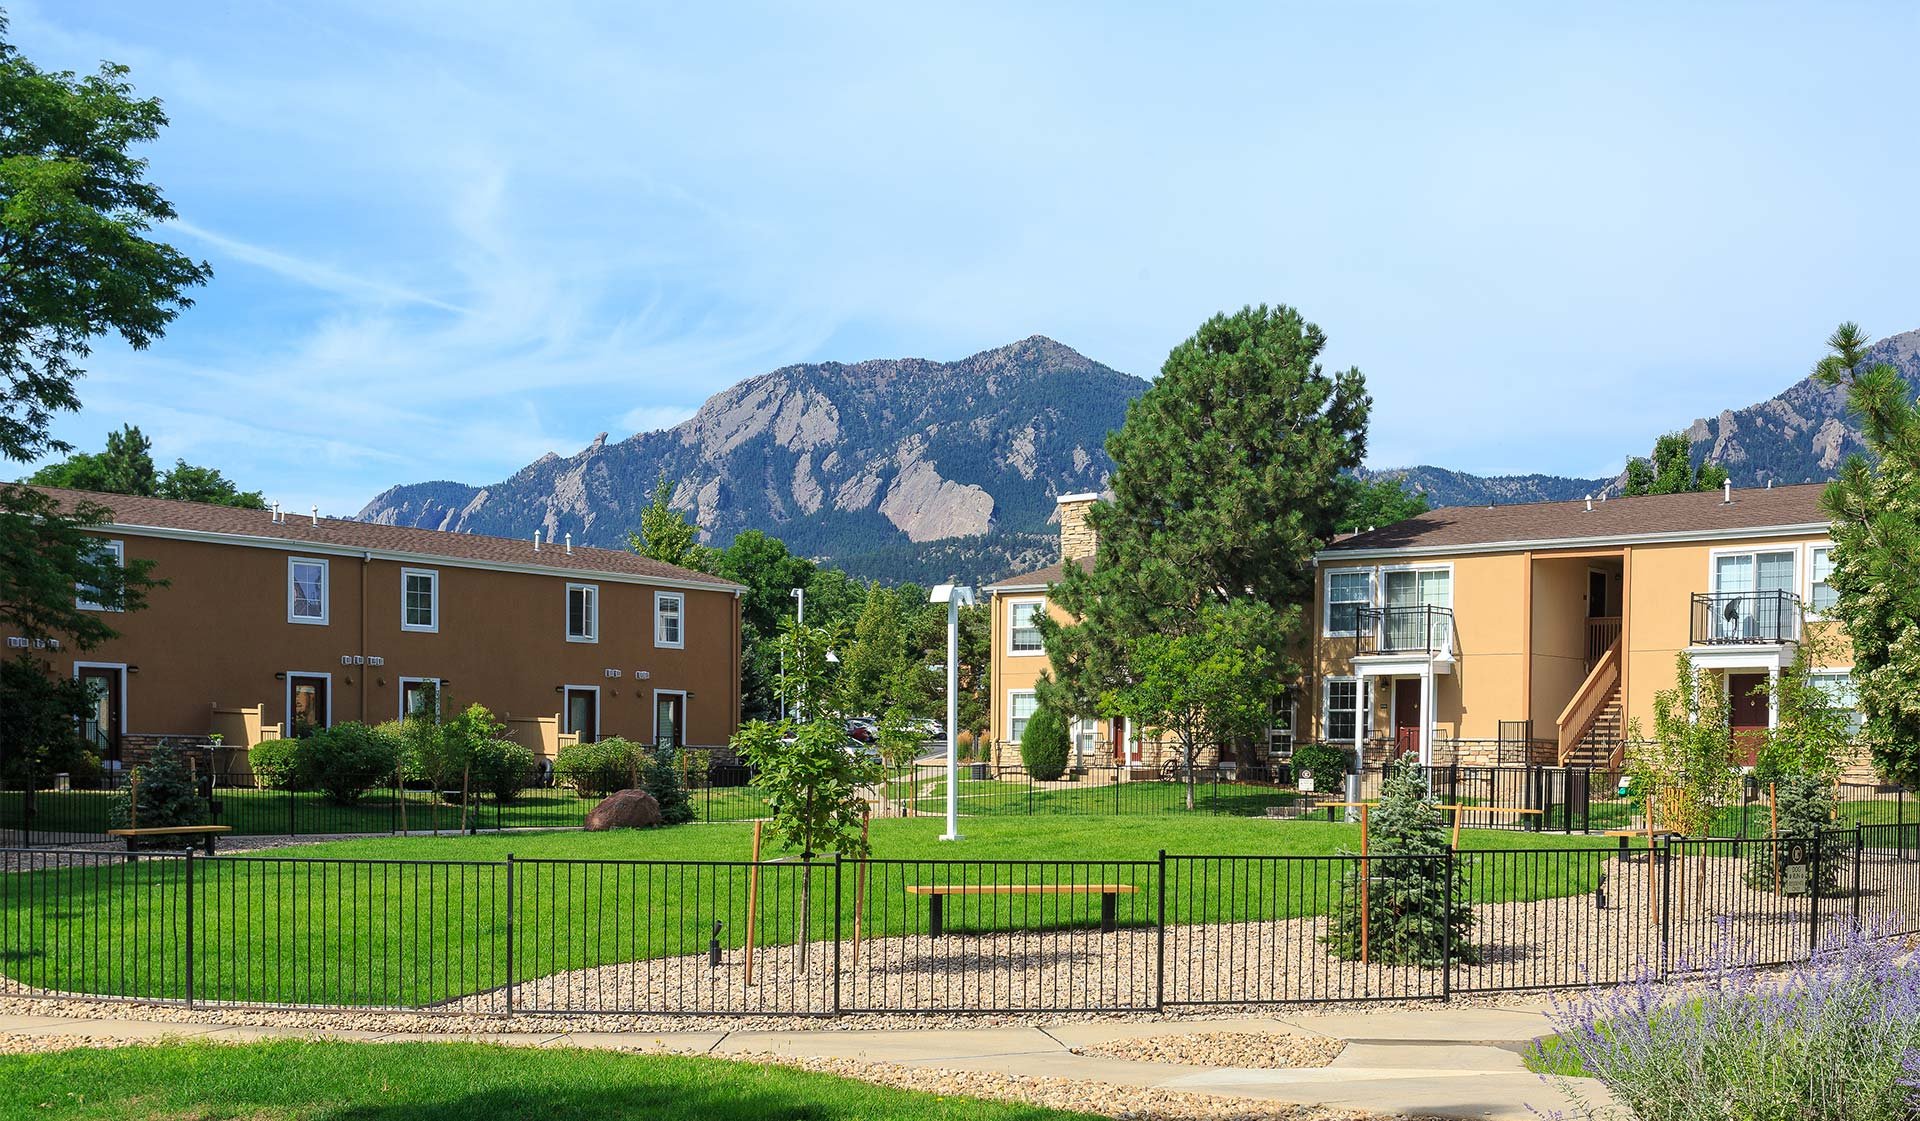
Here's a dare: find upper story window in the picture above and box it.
[1008,599,1045,654]
[402,568,438,632]
[75,539,124,612]
[1324,569,1371,636]
[654,591,685,648]
[1713,549,1795,596]
[1809,545,1837,616]
[1383,566,1451,609]
[288,558,329,625]
[1008,690,1038,741]
[566,582,599,643]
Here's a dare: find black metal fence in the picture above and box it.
[1,826,1910,1017]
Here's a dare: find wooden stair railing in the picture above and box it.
[1557,638,1622,766]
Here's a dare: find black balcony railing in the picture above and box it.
[1690,590,1801,645]
[1355,605,1454,656]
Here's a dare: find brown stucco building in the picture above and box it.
[33,487,743,772]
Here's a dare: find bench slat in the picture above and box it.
[106,826,233,837]
[905,884,1137,896]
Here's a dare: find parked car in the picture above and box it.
[844,719,877,743]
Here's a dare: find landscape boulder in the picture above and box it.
[584,788,662,831]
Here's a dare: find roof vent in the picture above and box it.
[1722,480,1733,505]
[1584,495,1593,512]
[533,529,542,553]
[310,505,319,526]
[564,532,573,555]
[271,501,282,525]
[1766,479,1774,489]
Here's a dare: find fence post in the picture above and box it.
[1853,827,1864,926]
[503,854,515,1016]
[832,854,843,1015]
[1441,850,1454,1001]
[288,786,296,837]
[1155,850,1167,1011]
[1810,832,1823,956]
[1658,838,1673,978]
[183,849,195,1008]
[19,788,29,849]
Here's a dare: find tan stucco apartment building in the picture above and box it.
[1309,482,1857,773]
[32,487,744,771]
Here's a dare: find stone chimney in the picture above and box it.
[1057,492,1100,564]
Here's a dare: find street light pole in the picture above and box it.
[788,587,806,722]
[928,582,975,842]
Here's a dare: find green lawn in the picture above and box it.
[883,775,1303,817]
[0,1040,1091,1121]
[0,817,1613,1008]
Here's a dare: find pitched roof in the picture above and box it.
[29,486,743,590]
[1323,482,1832,555]
[986,555,1092,591]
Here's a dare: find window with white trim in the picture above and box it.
[1008,599,1045,654]
[654,591,684,648]
[566,583,598,642]
[75,539,124,612]
[1322,678,1362,744]
[1809,545,1837,616]
[402,568,438,632]
[1808,670,1864,735]
[400,678,442,719]
[288,558,329,624]
[1008,690,1039,742]
[1324,570,1370,636]
[1268,691,1297,757]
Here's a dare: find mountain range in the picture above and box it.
[358,329,1920,583]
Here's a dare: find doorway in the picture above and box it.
[76,665,123,762]
[1588,570,1609,618]
[287,674,330,737]
[1728,672,1769,767]
[1392,679,1423,758]
[564,687,599,744]
[653,691,685,748]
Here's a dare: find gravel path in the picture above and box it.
[1073,1031,1346,1069]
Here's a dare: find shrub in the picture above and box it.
[1289,742,1354,789]
[1323,755,1476,965]
[469,738,536,805]
[1539,925,1920,1121]
[637,744,696,825]
[555,738,641,798]
[109,745,206,831]
[1745,774,1847,894]
[302,722,400,806]
[248,738,304,790]
[1019,704,1070,781]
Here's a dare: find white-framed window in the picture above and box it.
[1008,598,1045,655]
[1712,549,1796,596]
[75,539,124,612]
[399,677,442,720]
[401,568,439,632]
[1269,691,1297,756]
[1808,545,1837,617]
[654,591,685,648]
[1808,670,1864,735]
[1322,677,1363,745]
[1008,690,1039,742]
[1709,548,1796,641]
[1381,564,1453,651]
[288,558,329,625]
[1324,569,1371,636]
[566,583,598,643]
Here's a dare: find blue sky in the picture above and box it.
[13,2,1920,514]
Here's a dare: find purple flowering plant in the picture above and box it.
[1533,923,1920,1121]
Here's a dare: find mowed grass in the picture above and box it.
[882,775,1304,818]
[0,817,1614,1007]
[0,1040,1093,1121]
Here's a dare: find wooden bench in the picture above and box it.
[1604,827,1678,861]
[905,883,1139,937]
[106,824,232,855]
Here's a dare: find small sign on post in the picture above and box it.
[1781,839,1811,897]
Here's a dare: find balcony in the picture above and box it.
[1356,605,1455,657]
[1690,590,1801,646]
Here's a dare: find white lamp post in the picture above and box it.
[786,586,805,721]
[928,582,976,842]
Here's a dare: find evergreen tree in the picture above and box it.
[1621,432,1728,496]
[1323,756,1476,965]
[1018,701,1070,781]
[1811,323,1920,787]
[109,744,207,832]
[1047,305,1369,720]
[26,424,266,507]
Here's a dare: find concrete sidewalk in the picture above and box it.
[0,1004,1606,1119]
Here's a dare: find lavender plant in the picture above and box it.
[1536,924,1920,1121]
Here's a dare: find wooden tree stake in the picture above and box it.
[744,821,763,986]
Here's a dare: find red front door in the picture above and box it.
[1393,679,1422,758]
[1728,672,1769,766]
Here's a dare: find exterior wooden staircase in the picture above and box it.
[1558,639,1625,770]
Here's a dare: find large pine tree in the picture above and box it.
[1044,305,1369,719]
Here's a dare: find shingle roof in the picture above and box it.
[1323,483,1832,554]
[986,555,1091,591]
[30,486,742,590]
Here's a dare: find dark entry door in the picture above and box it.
[77,667,121,762]
[566,688,598,743]
[288,675,329,737]
[1588,570,1609,617]
[654,693,684,748]
[1393,679,1422,757]
[1728,672,1768,766]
